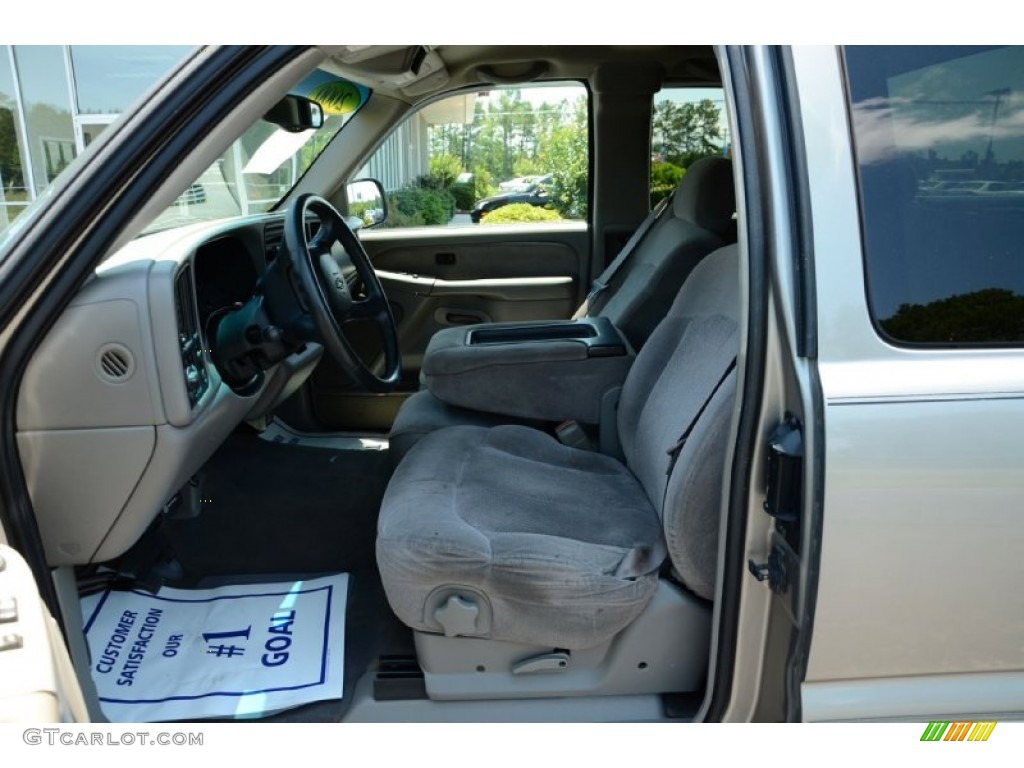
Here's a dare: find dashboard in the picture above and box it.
[15,214,322,567]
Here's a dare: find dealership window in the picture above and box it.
[359,83,590,228]
[846,45,1024,345]
[0,50,30,227]
[69,46,191,152]
[70,46,190,115]
[651,86,730,208]
[0,45,193,234]
[12,46,75,192]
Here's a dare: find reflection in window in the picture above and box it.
[13,46,75,194]
[71,46,191,115]
[847,46,1024,344]
[42,137,75,182]
[0,48,30,227]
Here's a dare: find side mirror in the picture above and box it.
[347,178,388,228]
[264,95,324,133]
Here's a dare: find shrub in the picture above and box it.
[450,181,476,211]
[651,162,685,207]
[429,154,463,188]
[471,166,496,200]
[652,161,684,188]
[386,187,455,227]
[482,203,562,225]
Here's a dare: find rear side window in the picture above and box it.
[845,46,1024,345]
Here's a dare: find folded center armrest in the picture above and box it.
[421,318,635,423]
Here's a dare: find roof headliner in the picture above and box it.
[320,45,720,102]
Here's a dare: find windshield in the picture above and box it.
[0,58,368,244]
[143,69,369,234]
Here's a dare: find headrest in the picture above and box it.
[672,156,736,238]
[669,243,739,323]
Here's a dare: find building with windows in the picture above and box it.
[0,45,476,230]
[0,45,190,227]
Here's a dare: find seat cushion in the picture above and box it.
[389,389,544,465]
[376,424,664,649]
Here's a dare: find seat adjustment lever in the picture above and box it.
[511,651,570,675]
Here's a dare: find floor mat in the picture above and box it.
[80,574,348,723]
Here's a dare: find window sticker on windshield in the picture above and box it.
[293,73,369,116]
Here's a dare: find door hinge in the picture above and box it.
[748,543,791,594]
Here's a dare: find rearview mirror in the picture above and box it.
[264,94,324,133]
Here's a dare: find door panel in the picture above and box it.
[795,45,1024,721]
[0,544,88,722]
[308,223,589,430]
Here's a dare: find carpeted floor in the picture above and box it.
[154,427,412,721]
[162,429,392,577]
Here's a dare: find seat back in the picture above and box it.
[386,160,736,465]
[589,157,735,349]
[616,244,740,598]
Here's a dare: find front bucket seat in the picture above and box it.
[376,244,740,649]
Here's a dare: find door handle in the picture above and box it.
[434,308,490,326]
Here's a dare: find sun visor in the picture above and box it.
[319,45,449,97]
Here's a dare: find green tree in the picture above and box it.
[538,95,588,219]
[428,153,463,188]
[652,98,722,167]
[424,88,589,218]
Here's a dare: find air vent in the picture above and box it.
[174,265,209,408]
[265,217,320,262]
[264,220,284,262]
[96,343,136,383]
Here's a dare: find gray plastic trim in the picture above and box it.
[52,566,106,723]
[414,580,711,700]
[91,383,255,563]
[16,220,270,565]
[343,671,669,723]
[18,292,163,432]
[17,427,156,565]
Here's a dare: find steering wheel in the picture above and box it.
[283,193,401,392]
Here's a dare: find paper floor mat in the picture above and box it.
[80,574,348,722]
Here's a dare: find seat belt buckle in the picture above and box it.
[555,419,594,451]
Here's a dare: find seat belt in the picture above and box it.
[574,191,675,319]
[618,356,737,582]
[665,356,738,479]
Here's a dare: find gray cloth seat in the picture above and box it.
[377,245,740,649]
[389,157,735,462]
[376,424,664,650]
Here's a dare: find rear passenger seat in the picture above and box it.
[388,156,736,462]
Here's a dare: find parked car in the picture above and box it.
[470,174,553,222]
[0,45,1022,728]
